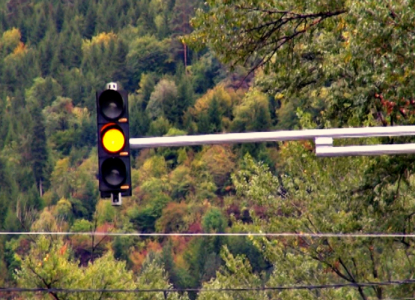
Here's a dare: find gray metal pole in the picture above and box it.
[129,126,415,149]
[316,143,415,157]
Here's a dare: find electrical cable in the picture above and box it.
[2,279,415,294]
[383,298,415,300]
[1,231,415,238]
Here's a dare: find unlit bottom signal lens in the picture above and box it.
[102,158,127,187]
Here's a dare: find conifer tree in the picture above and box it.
[84,3,97,39]
[111,39,129,88]
[175,66,194,126]
[30,106,50,196]
[54,1,65,33]
[207,95,221,133]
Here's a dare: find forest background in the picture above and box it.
[1,0,415,299]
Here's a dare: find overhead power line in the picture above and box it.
[2,278,415,294]
[1,231,415,238]
[383,298,415,300]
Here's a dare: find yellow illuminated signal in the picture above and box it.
[102,128,125,153]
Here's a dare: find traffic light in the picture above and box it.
[96,83,131,205]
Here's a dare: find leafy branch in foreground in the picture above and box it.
[188,0,346,74]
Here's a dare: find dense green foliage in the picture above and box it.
[2,0,415,299]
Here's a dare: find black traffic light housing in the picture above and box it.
[96,88,132,203]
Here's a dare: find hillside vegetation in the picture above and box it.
[1,0,415,299]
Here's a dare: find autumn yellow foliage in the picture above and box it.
[82,32,118,53]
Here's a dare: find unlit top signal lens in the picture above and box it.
[102,128,125,153]
[99,90,124,120]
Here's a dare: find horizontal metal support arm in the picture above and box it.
[129,126,415,149]
[316,143,415,157]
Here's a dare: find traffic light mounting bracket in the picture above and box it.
[106,82,118,90]
[111,193,122,206]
